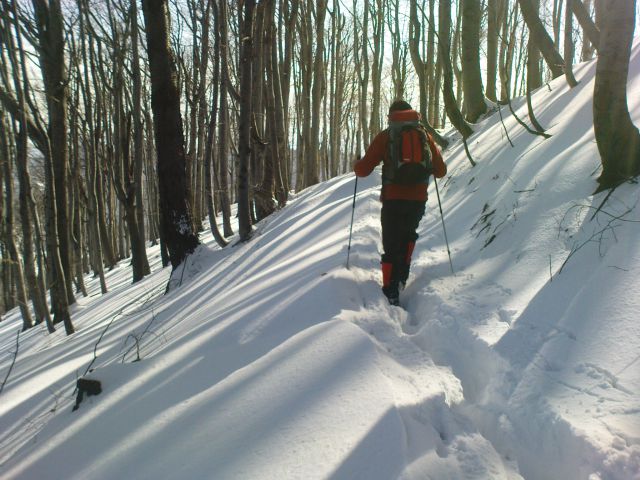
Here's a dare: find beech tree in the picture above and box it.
[31,0,75,334]
[461,0,487,122]
[1,0,53,331]
[518,0,566,79]
[486,0,504,102]
[593,0,640,191]
[142,0,200,268]
[0,0,637,326]
[408,0,447,147]
[237,0,255,241]
[439,0,473,139]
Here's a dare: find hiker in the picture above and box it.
[353,100,447,306]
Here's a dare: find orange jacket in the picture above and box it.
[354,117,446,201]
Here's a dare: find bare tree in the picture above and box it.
[486,0,504,102]
[237,0,255,241]
[31,0,74,334]
[0,113,32,331]
[130,0,151,278]
[2,0,53,330]
[142,0,199,269]
[353,0,370,151]
[369,0,384,137]
[77,0,108,293]
[518,0,566,79]
[307,0,327,187]
[593,0,640,191]
[439,0,473,139]
[572,0,599,56]
[526,0,543,92]
[216,0,235,238]
[563,0,579,86]
[408,0,447,146]
[461,0,487,122]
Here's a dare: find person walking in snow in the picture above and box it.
[353,100,447,306]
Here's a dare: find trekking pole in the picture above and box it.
[433,177,454,274]
[346,176,358,269]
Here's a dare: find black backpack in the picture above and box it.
[383,119,433,185]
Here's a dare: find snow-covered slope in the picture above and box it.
[1,42,639,480]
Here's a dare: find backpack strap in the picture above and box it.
[384,121,432,185]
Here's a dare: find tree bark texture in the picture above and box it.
[408,0,448,147]
[0,114,33,331]
[486,0,502,102]
[572,0,600,52]
[142,0,199,269]
[593,0,640,191]
[438,0,473,139]
[32,0,76,308]
[564,0,579,87]
[237,0,255,241]
[461,0,487,122]
[2,0,53,329]
[31,0,74,333]
[518,0,566,79]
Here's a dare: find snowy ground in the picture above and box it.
[1,42,639,480]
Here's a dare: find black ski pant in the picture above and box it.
[381,199,426,292]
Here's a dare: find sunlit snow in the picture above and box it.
[1,40,639,480]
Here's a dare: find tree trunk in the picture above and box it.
[142,0,200,269]
[251,3,271,221]
[32,0,74,334]
[526,0,543,91]
[0,114,33,331]
[281,0,297,188]
[564,0,579,87]
[553,0,564,48]
[389,0,405,99]
[79,1,108,293]
[438,0,473,139]
[594,0,604,29]
[431,2,443,129]
[237,0,255,241]
[269,0,288,204]
[486,0,502,102]
[216,0,234,238]
[518,0,566,79]
[68,86,88,298]
[262,0,286,207]
[32,0,76,310]
[2,0,53,329]
[193,0,212,232]
[306,0,327,187]
[296,7,312,189]
[354,0,370,150]
[572,0,599,55]
[16,128,52,329]
[203,2,227,249]
[593,0,640,191]
[369,0,384,136]
[408,0,448,147]
[131,0,151,277]
[461,0,487,122]
[88,26,117,271]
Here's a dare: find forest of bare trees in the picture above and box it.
[0,0,638,333]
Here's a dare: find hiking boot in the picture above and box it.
[382,285,400,306]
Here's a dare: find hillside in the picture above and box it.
[1,42,639,479]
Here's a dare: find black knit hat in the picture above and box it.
[388,100,412,114]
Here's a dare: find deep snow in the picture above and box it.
[1,41,639,480]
